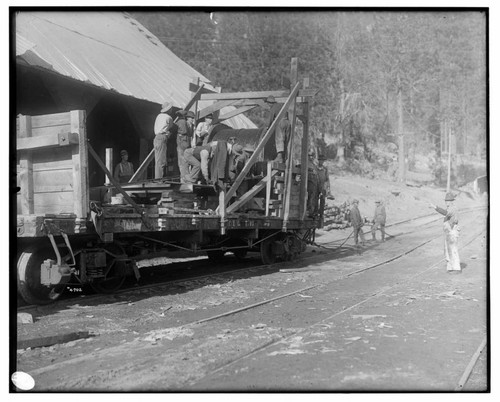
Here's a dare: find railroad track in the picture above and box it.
[18,206,485,312]
[23,213,487,390]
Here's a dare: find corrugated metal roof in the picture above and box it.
[15,11,256,129]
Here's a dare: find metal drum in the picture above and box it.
[208,126,277,162]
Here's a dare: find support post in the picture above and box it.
[282,57,298,231]
[219,190,226,235]
[70,110,88,221]
[18,115,34,215]
[265,161,272,216]
[105,148,113,185]
[300,77,310,220]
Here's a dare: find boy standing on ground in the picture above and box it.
[371,200,386,242]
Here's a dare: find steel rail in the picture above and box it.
[455,336,487,391]
[188,228,486,388]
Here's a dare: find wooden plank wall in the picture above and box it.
[16,111,89,218]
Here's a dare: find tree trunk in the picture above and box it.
[397,76,406,182]
[337,80,346,165]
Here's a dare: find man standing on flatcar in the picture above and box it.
[114,149,134,183]
[153,102,174,179]
[193,114,214,147]
[184,142,218,184]
[263,95,291,163]
[307,150,320,217]
[175,110,193,183]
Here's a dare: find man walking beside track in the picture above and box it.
[371,200,386,242]
[350,199,365,247]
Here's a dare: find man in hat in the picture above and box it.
[350,199,366,247]
[317,154,331,198]
[184,141,237,185]
[193,114,214,147]
[228,144,254,180]
[175,110,193,183]
[114,150,134,183]
[153,102,174,179]
[430,192,461,273]
[264,95,291,163]
[371,200,386,242]
[316,153,331,224]
[183,141,220,184]
[186,111,196,134]
[307,150,320,216]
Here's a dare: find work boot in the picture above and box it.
[274,152,284,163]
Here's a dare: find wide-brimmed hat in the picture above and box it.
[375,199,382,203]
[160,101,173,113]
[352,199,359,204]
[318,153,326,160]
[243,145,255,153]
[265,95,277,104]
[176,110,187,117]
[186,111,195,119]
[205,113,213,119]
[445,192,456,201]
[120,150,128,157]
[232,144,244,155]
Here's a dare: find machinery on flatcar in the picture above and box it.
[16,66,322,305]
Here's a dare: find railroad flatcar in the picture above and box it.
[16,83,323,305]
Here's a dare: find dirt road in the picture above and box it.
[14,206,488,392]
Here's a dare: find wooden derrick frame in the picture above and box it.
[199,58,316,224]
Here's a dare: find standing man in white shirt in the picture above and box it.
[153,102,174,179]
[193,114,214,147]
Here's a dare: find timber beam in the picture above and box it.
[200,89,318,101]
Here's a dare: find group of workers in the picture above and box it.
[349,199,387,247]
[150,95,294,186]
[114,97,331,217]
[348,190,461,274]
[152,101,256,186]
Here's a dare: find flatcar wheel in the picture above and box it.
[17,248,65,305]
[90,245,127,294]
[260,238,276,265]
[206,250,226,262]
[232,249,248,260]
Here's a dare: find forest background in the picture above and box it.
[133,10,487,187]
